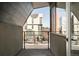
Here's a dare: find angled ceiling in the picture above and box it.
[32,2,49,9]
[71,3,79,21]
[0,2,33,26]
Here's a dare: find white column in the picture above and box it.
[53,6,56,33]
[66,2,71,56]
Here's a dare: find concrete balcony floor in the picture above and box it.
[17,49,53,56]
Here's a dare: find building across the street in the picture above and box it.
[23,13,43,43]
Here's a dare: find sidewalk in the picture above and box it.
[24,41,48,49]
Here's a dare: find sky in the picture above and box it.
[31,7,50,28]
[56,8,66,17]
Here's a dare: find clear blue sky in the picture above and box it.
[31,7,50,28]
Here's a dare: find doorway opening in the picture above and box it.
[23,7,50,49]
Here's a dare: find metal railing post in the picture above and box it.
[24,31,25,49]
